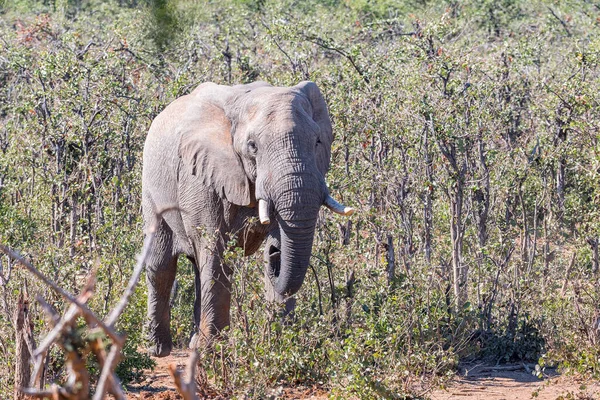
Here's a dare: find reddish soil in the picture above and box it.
[123,350,327,399]
[124,350,600,399]
[124,350,187,400]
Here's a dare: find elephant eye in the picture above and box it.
[315,137,321,148]
[248,140,258,154]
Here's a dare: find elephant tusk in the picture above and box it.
[324,195,355,216]
[258,199,271,224]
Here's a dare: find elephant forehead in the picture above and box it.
[256,103,314,136]
[240,89,309,118]
[245,105,260,121]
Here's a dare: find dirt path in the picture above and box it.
[431,366,600,400]
[123,350,327,399]
[125,350,189,399]
[124,350,599,399]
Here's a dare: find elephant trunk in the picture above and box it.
[274,223,316,296]
[268,172,324,297]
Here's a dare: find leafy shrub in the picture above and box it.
[115,341,156,383]
[0,0,599,398]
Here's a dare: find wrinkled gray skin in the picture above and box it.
[142,81,335,357]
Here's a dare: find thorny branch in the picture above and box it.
[1,206,180,399]
[0,244,124,347]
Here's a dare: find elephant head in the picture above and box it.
[178,81,353,301]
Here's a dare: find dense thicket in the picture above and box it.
[0,0,599,397]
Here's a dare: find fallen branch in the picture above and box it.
[465,363,537,376]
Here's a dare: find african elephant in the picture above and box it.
[142,81,353,357]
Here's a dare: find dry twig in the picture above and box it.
[1,206,179,399]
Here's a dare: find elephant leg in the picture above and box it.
[146,220,177,358]
[264,230,296,319]
[189,239,233,348]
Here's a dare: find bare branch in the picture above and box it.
[92,345,124,400]
[105,233,154,327]
[560,252,577,296]
[303,34,370,84]
[36,295,61,327]
[33,281,94,359]
[21,384,63,398]
[169,351,199,400]
[547,6,572,37]
[9,206,177,399]
[106,205,179,328]
[0,245,125,347]
[88,337,124,399]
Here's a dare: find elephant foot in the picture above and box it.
[149,339,172,358]
[147,324,173,357]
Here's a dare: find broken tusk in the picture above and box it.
[324,195,355,216]
[258,199,271,224]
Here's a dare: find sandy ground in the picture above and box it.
[430,365,600,400]
[123,350,600,399]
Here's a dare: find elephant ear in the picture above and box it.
[296,81,334,176]
[178,98,251,206]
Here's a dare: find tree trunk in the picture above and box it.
[422,125,433,266]
[474,134,490,311]
[385,234,395,285]
[451,184,466,310]
[338,220,352,246]
[588,237,598,274]
[554,105,570,223]
[70,194,78,257]
[429,113,467,310]
[14,294,31,400]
